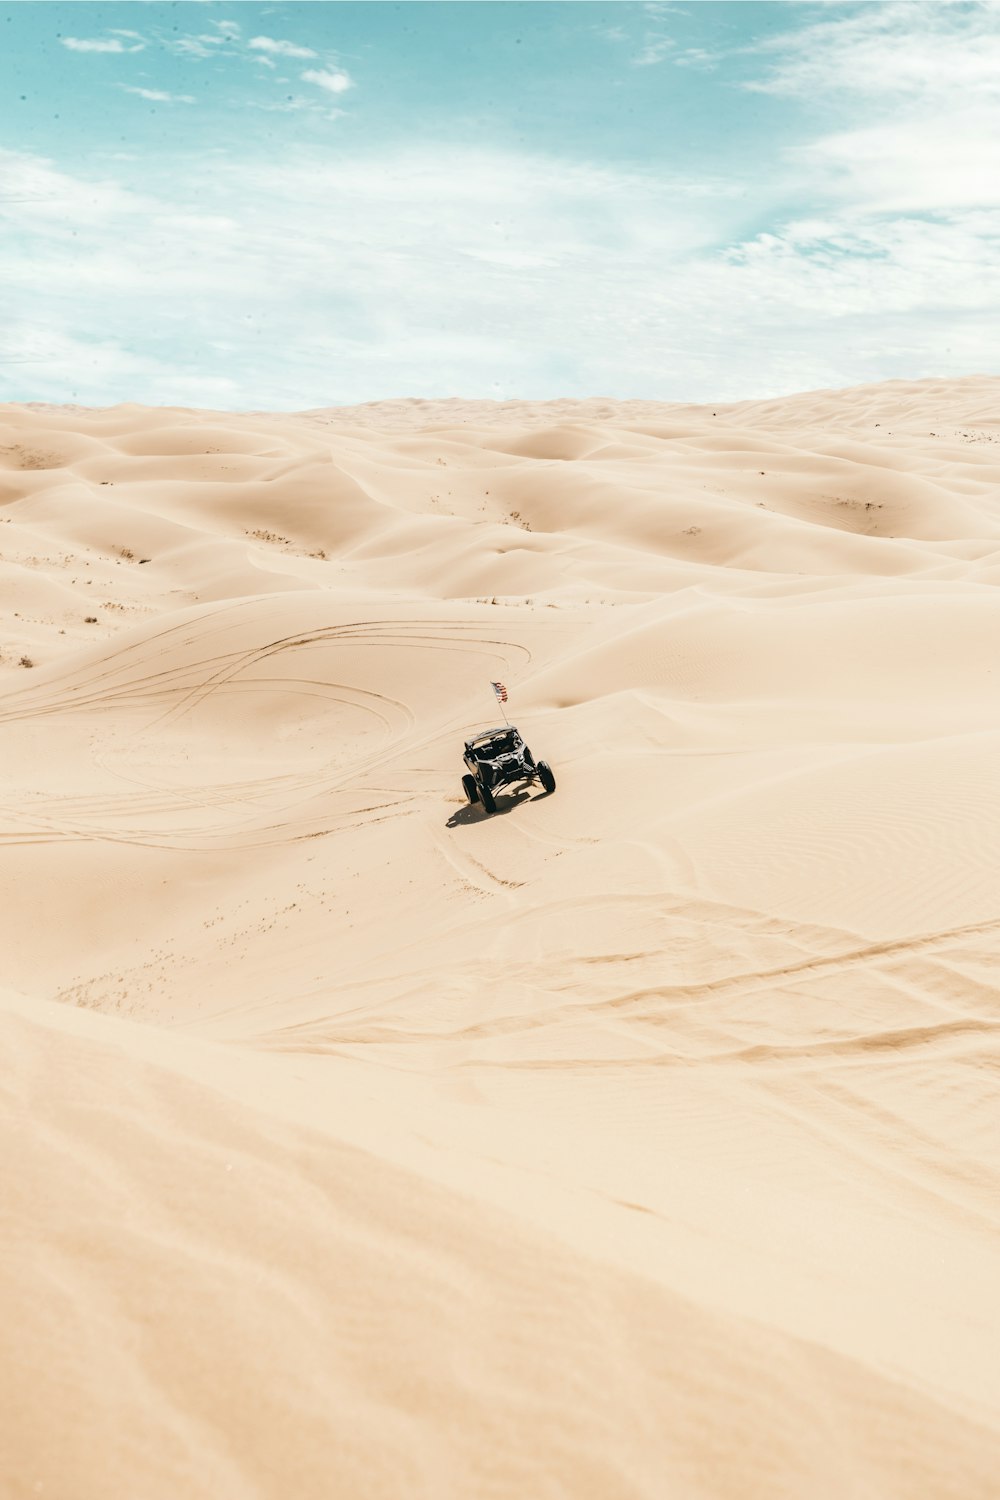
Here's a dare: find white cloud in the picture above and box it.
[747,1,1000,101]
[301,68,353,95]
[633,36,674,67]
[120,86,196,105]
[247,96,347,121]
[62,36,145,55]
[673,47,714,70]
[2,143,997,409]
[171,38,215,60]
[9,8,1000,409]
[790,110,1000,215]
[249,98,315,115]
[0,148,154,228]
[249,36,318,60]
[0,321,241,406]
[736,1,1000,234]
[163,20,241,59]
[720,212,1000,322]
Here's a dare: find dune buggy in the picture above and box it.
[461,725,556,815]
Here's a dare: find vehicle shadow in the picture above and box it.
[445,788,550,828]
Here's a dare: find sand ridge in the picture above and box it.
[2,378,1000,1497]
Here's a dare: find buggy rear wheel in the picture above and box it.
[537,761,556,795]
[462,774,479,804]
[479,782,497,815]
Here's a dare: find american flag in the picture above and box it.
[491,680,508,704]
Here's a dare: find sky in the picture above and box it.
[1,0,999,408]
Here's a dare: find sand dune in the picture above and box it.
[2,379,1000,1496]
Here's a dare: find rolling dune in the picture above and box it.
[2,379,1000,1497]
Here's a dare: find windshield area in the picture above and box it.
[481,731,519,757]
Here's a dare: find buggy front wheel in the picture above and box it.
[479,782,497,815]
[536,761,556,795]
[462,774,479,804]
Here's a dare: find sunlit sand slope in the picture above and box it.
[2,378,1000,1497]
[4,986,998,1500]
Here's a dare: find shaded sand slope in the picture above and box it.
[2,379,1000,1496]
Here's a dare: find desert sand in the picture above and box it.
[2,378,999,1498]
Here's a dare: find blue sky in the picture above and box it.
[1,1,999,408]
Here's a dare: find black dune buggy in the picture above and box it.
[461,725,556,815]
